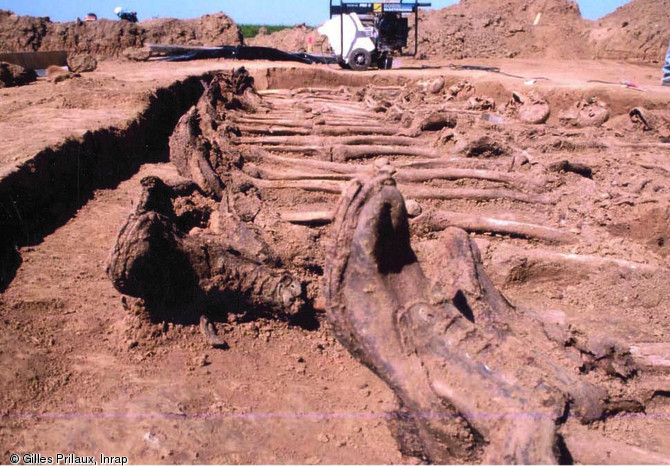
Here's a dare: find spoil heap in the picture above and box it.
[589,0,670,61]
[417,0,593,59]
[246,25,320,53]
[0,10,242,57]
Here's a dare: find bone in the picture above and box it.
[332,145,442,160]
[230,117,314,128]
[414,210,578,243]
[270,99,369,113]
[290,86,353,95]
[242,147,358,174]
[243,173,344,194]
[247,160,540,190]
[257,89,289,96]
[237,124,401,137]
[610,142,670,150]
[298,95,351,102]
[322,168,600,463]
[242,148,481,175]
[266,87,351,97]
[563,422,670,465]
[233,135,419,147]
[306,100,367,109]
[200,315,227,348]
[395,167,544,187]
[639,163,670,174]
[629,343,670,372]
[316,126,400,136]
[547,159,593,178]
[244,173,549,204]
[240,149,548,203]
[315,110,381,119]
[313,118,383,127]
[309,106,380,117]
[169,106,225,200]
[279,210,334,225]
[401,184,553,204]
[239,111,313,120]
[253,145,326,155]
[245,164,351,181]
[235,117,384,131]
[480,240,666,273]
[394,158,507,169]
[236,125,313,136]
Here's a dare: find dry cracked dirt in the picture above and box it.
[2,57,670,464]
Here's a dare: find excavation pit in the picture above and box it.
[2,60,670,463]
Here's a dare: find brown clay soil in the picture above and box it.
[246,25,325,54]
[589,0,670,61]
[0,54,669,463]
[241,0,670,64]
[3,0,670,63]
[2,0,670,460]
[0,10,242,57]
[415,0,670,62]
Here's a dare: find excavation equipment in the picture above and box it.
[319,0,431,70]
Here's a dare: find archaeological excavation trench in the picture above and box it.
[99,68,670,463]
[0,75,207,291]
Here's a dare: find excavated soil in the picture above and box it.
[1,48,670,466]
[3,0,670,65]
[246,25,325,54]
[417,0,592,60]
[242,0,670,64]
[419,0,670,62]
[589,0,670,61]
[0,10,242,57]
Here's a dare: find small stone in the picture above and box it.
[405,200,422,218]
[123,47,152,62]
[194,354,210,367]
[0,62,37,88]
[427,77,445,94]
[67,54,97,73]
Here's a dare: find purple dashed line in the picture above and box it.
[4,412,669,420]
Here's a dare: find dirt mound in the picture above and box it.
[141,13,243,47]
[0,10,242,57]
[0,61,36,87]
[417,0,593,59]
[246,25,326,53]
[589,0,670,61]
[414,0,670,63]
[247,0,662,63]
[67,53,97,72]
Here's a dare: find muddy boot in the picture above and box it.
[324,164,565,463]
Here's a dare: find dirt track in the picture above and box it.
[2,57,670,463]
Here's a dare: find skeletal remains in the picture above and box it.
[107,70,669,463]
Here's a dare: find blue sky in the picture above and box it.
[1,0,631,25]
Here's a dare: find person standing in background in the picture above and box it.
[114,6,138,23]
[663,40,670,86]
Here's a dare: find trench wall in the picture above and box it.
[0,74,207,289]
[254,66,670,121]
